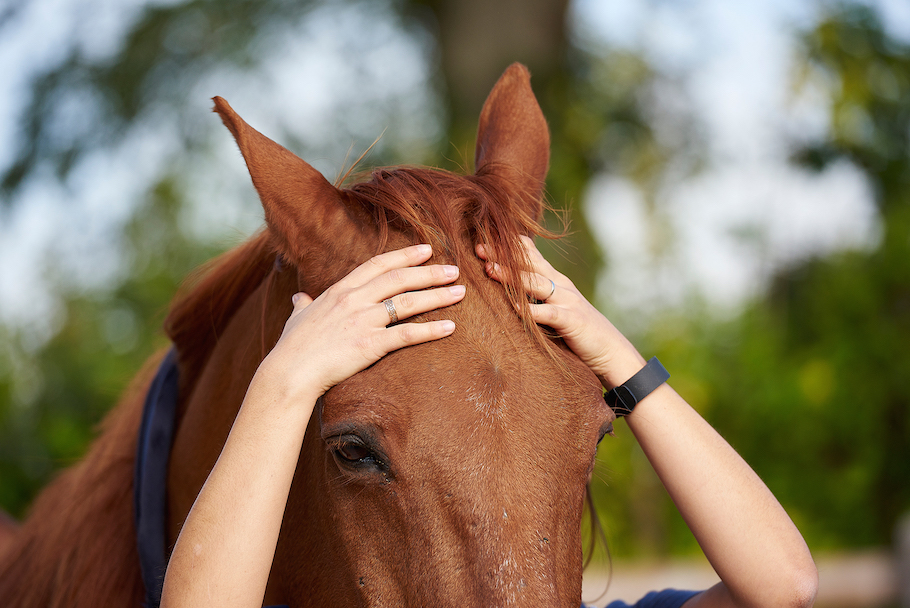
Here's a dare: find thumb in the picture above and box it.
[291,292,314,309]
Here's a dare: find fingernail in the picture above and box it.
[416,244,432,255]
[449,285,466,296]
[441,320,456,333]
[291,293,301,305]
[443,265,458,278]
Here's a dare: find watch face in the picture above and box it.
[607,385,636,416]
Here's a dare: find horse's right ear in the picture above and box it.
[213,97,376,289]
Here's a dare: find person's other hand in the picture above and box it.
[476,236,643,387]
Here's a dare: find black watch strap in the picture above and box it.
[604,357,670,417]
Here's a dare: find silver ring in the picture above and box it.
[383,298,399,324]
[544,279,556,302]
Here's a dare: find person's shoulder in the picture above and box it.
[600,588,700,608]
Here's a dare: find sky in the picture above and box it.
[1,0,909,338]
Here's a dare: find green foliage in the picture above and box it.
[0,176,224,517]
[542,48,683,299]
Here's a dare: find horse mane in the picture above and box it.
[164,230,278,396]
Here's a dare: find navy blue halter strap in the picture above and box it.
[134,348,180,608]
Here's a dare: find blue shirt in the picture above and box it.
[263,589,698,608]
[604,588,699,607]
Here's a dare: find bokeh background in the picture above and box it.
[1,0,908,605]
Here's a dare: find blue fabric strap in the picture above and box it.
[134,349,180,608]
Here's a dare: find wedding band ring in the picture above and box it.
[383,298,399,324]
[544,279,556,302]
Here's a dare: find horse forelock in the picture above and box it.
[347,165,566,361]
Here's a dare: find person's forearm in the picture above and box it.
[624,381,818,608]
[160,367,319,608]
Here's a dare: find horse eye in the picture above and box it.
[329,435,383,469]
[337,443,373,463]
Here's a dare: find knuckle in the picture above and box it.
[335,289,355,308]
[387,268,405,285]
[398,292,415,309]
[397,324,416,343]
[537,303,557,324]
[565,289,583,306]
[354,334,378,356]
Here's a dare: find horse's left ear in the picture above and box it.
[474,63,550,220]
[213,96,379,292]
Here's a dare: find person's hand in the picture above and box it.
[476,236,643,388]
[260,244,465,401]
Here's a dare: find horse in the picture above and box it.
[0,63,613,607]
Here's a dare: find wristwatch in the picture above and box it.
[604,357,670,417]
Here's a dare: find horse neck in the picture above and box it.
[166,265,297,544]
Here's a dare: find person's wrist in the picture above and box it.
[593,350,647,390]
[250,352,326,413]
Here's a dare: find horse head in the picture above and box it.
[166,64,612,607]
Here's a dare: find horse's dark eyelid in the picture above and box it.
[597,423,614,445]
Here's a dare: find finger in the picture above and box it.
[379,319,457,352]
[342,244,434,286]
[368,263,460,302]
[290,292,314,315]
[378,284,466,325]
[528,301,566,331]
[517,235,559,277]
[484,262,557,302]
[477,239,547,271]
[528,274,557,302]
[479,237,565,288]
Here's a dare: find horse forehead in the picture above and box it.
[323,271,605,438]
[334,330,599,437]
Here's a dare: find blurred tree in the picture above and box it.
[634,4,910,552]
[769,4,910,547]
